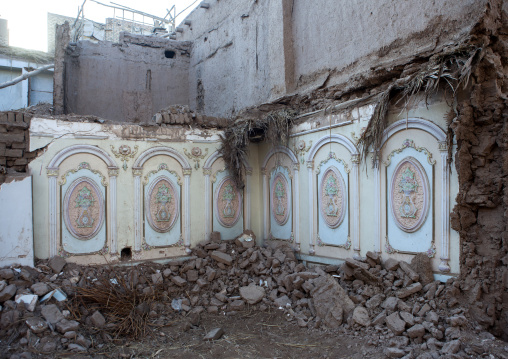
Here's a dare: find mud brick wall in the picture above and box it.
[451,0,508,340]
[0,111,35,173]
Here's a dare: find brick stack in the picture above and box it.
[0,111,35,173]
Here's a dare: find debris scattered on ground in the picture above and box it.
[0,233,507,358]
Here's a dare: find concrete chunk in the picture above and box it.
[48,256,67,273]
[0,284,16,301]
[25,317,48,334]
[41,304,64,324]
[383,258,400,271]
[171,276,187,287]
[31,282,50,296]
[396,282,422,299]
[399,261,419,281]
[386,312,406,335]
[90,310,106,328]
[210,251,233,266]
[352,306,370,327]
[407,324,425,338]
[203,327,224,341]
[56,319,80,334]
[240,284,265,305]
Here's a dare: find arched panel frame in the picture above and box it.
[261,146,300,251]
[132,146,192,256]
[306,134,360,258]
[46,145,119,259]
[202,151,252,241]
[376,118,450,272]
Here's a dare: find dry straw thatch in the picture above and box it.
[219,109,297,189]
[358,45,483,167]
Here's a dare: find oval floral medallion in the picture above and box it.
[390,157,430,233]
[319,167,346,228]
[271,173,290,226]
[63,177,105,240]
[215,176,242,228]
[146,176,179,233]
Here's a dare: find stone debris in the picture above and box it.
[203,327,224,341]
[0,238,504,357]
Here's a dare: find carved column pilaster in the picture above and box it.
[292,163,300,252]
[245,167,253,230]
[133,168,143,254]
[47,168,59,257]
[374,160,382,254]
[306,161,315,255]
[262,168,269,241]
[351,154,361,259]
[108,167,119,257]
[203,168,212,241]
[183,169,192,254]
[438,142,451,272]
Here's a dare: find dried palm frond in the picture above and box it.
[358,45,482,167]
[358,85,395,166]
[75,267,164,339]
[219,109,297,189]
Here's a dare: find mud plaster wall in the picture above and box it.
[450,1,508,340]
[179,0,287,118]
[177,0,487,118]
[64,33,191,123]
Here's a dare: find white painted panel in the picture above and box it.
[270,167,292,240]
[144,170,181,247]
[61,170,107,254]
[0,176,34,267]
[317,160,349,246]
[212,171,244,239]
[386,149,433,253]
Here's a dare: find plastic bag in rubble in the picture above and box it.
[171,298,182,311]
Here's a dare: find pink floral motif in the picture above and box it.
[215,177,242,228]
[271,173,290,226]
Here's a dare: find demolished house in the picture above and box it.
[0,0,507,354]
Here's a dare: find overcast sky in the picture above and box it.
[1,0,199,52]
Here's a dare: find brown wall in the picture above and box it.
[64,33,191,123]
[451,0,508,340]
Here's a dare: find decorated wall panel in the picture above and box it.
[316,154,350,248]
[143,164,182,247]
[60,162,108,255]
[384,139,434,255]
[269,166,293,240]
[212,170,244,239]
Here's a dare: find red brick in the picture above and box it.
[5,149,23,158]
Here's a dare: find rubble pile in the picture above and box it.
[152,105,228,128]
[0,233,505,358]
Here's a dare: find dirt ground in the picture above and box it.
[41,310,378,359]
[13,310,506,359]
